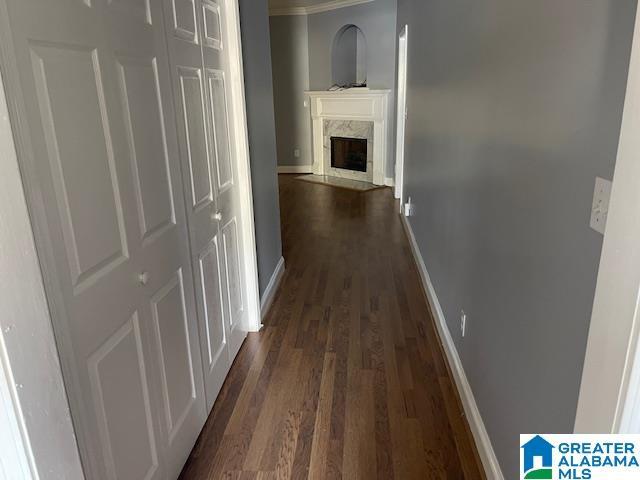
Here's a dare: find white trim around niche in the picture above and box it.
[269,0,374,16]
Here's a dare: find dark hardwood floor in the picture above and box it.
[179,174,485,479]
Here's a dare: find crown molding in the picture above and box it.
[269,0,374,16]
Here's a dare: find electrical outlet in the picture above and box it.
[404,196,414,217]
[590,177,612,235]
[294,148,301,158]
[461,310,466,337]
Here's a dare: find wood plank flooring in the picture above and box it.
[179,175,485,479]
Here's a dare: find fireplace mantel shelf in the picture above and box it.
[305,89,391,185]
[305,89,392,95]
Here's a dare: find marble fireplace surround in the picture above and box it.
[324,120,373,183]
[306,89,391,185]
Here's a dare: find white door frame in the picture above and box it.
[0,0,261,476]
[0,53,84,478]
[223,0,262,333]
[394,24,408,206]
[574,5,640,433]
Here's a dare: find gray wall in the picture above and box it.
[307,0,397,91]
[395,0,636,477]
[269,15,313,167]
[239,0,283,296]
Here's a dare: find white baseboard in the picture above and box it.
[260,256,285,320]
[278,165,313,174]
[384,177,395,187]
[400,215,504,480]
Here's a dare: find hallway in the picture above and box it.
[179,175,484,479]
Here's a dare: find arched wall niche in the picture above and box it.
[331,24,367,87]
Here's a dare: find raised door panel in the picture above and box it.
[172,0,197,43]
[206,69,233,192]
[107,0,151,24]
[117,56,176,245]
[198,236,227,371]
[88,314,159,480]
[197,234,230,407]
[150,271,197,444]
[30,43,128,294]
[221,218,243,328]
[178,67,213,211]
[201,1,221,50]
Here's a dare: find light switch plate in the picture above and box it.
[590,177,612,235]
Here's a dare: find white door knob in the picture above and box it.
[212,211,222,221]
[138,271,150,286]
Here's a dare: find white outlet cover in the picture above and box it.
[294,149,300,158]
[461,311,466,337]
[590,177,612,235]
[404,198,413,217]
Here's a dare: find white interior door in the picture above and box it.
[395,25,408,208]
[1,0,207,478]
[163,0,249,412]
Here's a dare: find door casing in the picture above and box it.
[0,52,84,480]
[575,4,640,434]
[394,24,408,208]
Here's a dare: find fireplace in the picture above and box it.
[307,90,390,185]
[330,136,367,172]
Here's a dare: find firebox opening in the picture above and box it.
[331,136,367,172]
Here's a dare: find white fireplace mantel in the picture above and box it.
[306,89,391,185]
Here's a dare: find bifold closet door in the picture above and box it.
[1,0,207,478]
[163,0,249,412]
[199,0,251,388]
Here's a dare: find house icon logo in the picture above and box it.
[521,435,554,479]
